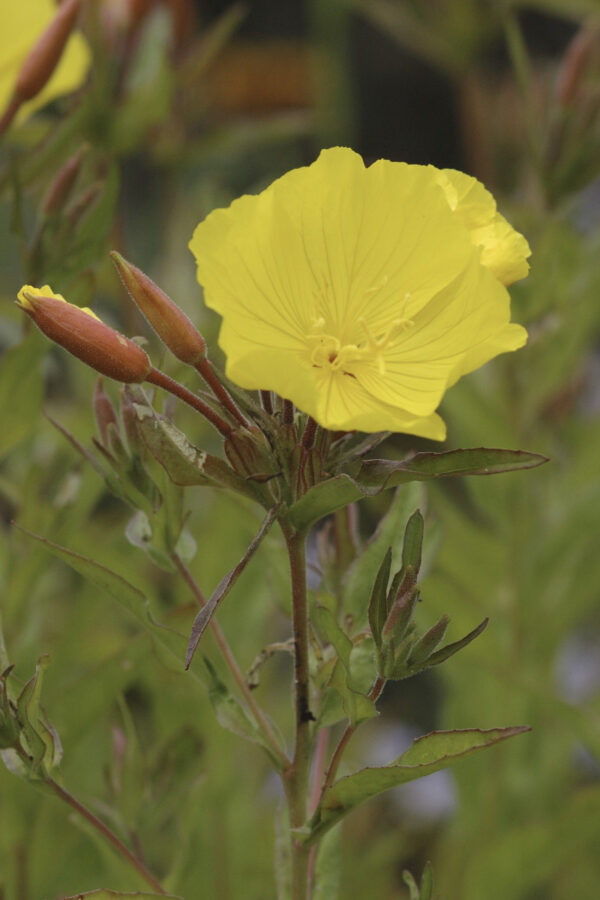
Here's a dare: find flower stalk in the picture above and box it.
[281,521,313,899]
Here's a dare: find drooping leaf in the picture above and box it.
[14,526,187,668]
[185,507,279,668]
[305,726,531,844]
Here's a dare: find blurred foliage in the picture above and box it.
[1,1,600,899]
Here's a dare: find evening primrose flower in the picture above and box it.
[0,0,89,128]
[189,147,530,439]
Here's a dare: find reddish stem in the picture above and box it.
[146,367,232,436]
[195,357,250,428]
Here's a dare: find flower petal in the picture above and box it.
[434,168,531,285]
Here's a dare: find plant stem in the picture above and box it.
[172,552,289,770]
[195,357,250,429]
[47,776,167,894]
[320,675,386,797]
[281,523,312,900]
[146,367,233,437]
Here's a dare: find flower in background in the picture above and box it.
[0,0,89,129]
[190,147,530,438]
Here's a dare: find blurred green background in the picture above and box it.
[1,0,600,897]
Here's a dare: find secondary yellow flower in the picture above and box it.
[189,147,530,439]
[0,0,89,125]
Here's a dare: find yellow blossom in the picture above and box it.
[189,147,529,439]
[17,284,99,319]
[0,0,89,124]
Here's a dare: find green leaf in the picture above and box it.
[0,334,45,458]
[203,658,283,766]
[287,449,547,530]
[357,448,549,488]
[367,547,392,650]
[313,823,341,899]
[426,617,489,667]
[14,525,187,668]
[185,507,279,669]
[343,484,423,625]
[129,390,257,499]
[313,606,377,725]
[305,726,530,844]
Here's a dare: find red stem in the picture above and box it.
[195,357,250,428]
[146,367,232,436]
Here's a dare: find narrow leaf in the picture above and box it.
[426,617,489,667]
[368,546,392,649]
[358,448,549,488]
[14,526,186,668]
[185,507,278,668]
[306,726,530,843]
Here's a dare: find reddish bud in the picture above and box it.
[15,0,83,102]
[17,286,152,383]
[556,26,598,108]
[42,145,87,217]
[110,251,207,365]
[93,378,119,445]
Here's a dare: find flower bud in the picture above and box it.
[41,145,87,217]
[15,0,83,103]
[17,285,152,383]
[110,251,207,365]
[93,378,119,445]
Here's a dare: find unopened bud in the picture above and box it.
[15,0,82,102]
[17,285,152,383]
[556,26,598,108]
[42,145,87,217]
[110,251,207,365]
[93,378,119,445]
[67,181,104,228]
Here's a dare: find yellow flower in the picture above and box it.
[189,147,529,439]
[0,0,89,124]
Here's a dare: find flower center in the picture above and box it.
[308,310,414,376]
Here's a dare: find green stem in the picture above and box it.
[320,675,386,797]
[281,523,312,900]
[172,552,289,771]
